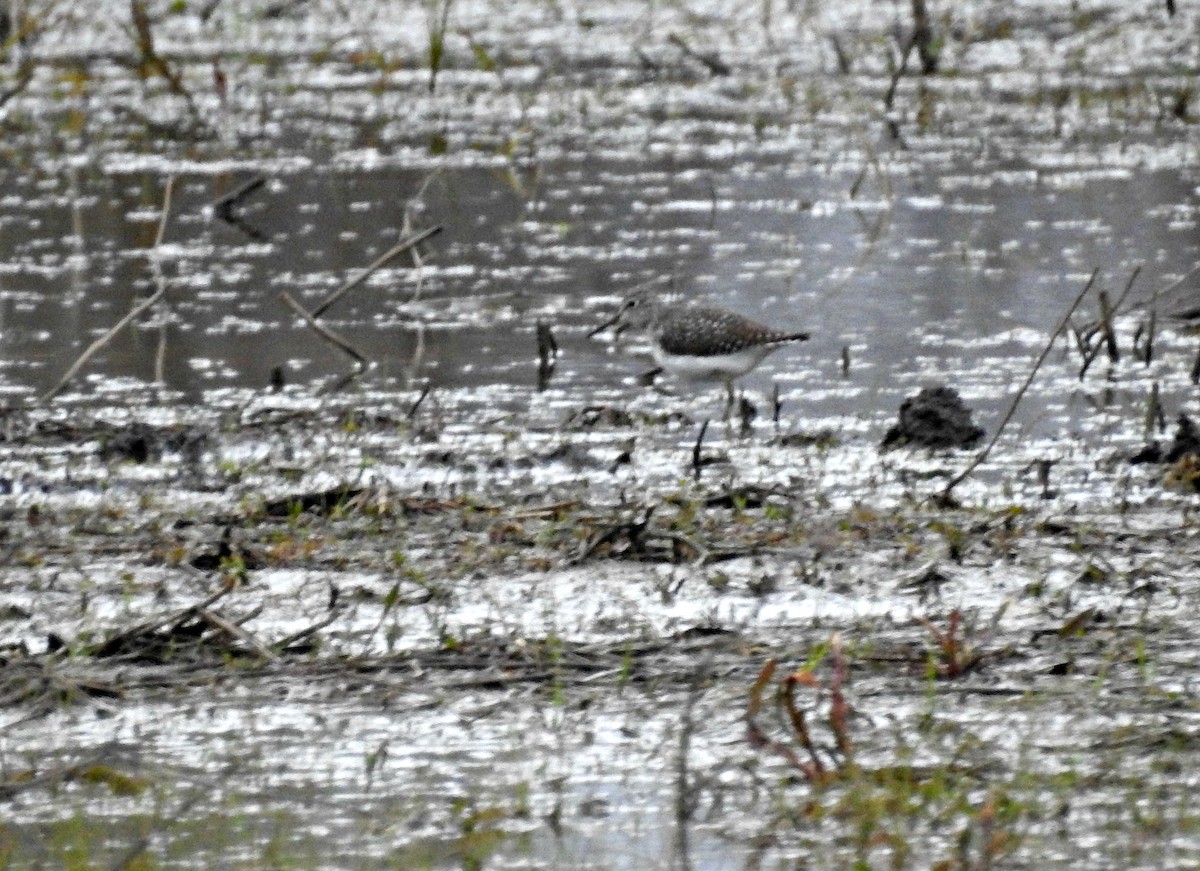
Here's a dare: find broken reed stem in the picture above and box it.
[827,637,853,760]
[882,31,916,115]
[1111,264,1142,314]
[782,676,825,774]
[1077,337,1104,380]
[1077,265,1143,378]
[311,225,442,320]
[536,320,558,390]
[37,176,176,406]
[0,63,33,108]
[536,320,558,365]
[673,653,712,829]
[1142,267,1161,365]
[692,419,710,481]
[150,190,174,385]
[211,175,266,218]
[940,268,1100,502]
[401,170,444,305]
[1129,261,1200,315]
[196,607,279,662]
[154,319,168,384]
[666,32,731,76]
[910,0,938,74]
[1098,289,1119,362]
[279,291,368,370]
[407,384,432,419]
[3,0,70,90]
[97,582,235,655]
[1145,382,1164,435]
[272,609,342,653]
[130,0,207,131]
[828,33,852,74]
[403,323,427,387]
[1143,307,1157,365]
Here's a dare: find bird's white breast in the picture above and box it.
[654,345,776,380]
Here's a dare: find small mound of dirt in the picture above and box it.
[881,386,984,450]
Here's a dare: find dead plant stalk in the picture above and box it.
[38,176,176,405]
[940,268,1100,501]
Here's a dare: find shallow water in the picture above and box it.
[1,1,1197,436]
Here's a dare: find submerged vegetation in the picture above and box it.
[1,0,1199,868]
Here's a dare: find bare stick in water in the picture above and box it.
[211,175,266,219]
[311,225,442,319]
[38,177,177,405]
[692,420,710,481]
[1098,289,1119,362]
[939,268,1100,503]
[279,291,368,371]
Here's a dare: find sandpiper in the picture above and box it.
[589,289,809,405]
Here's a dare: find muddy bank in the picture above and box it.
[0,387,1198,868]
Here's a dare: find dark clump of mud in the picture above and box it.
[1134,413,1200,493]
[1130,413,1200,464]
[880,386,985,450]
[99,422,208,464]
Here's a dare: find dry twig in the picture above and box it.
[311,225,442,319]
[940,268,1099,503]
[38,177,176,405]
[279,291,368,371]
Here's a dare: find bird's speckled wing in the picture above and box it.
[656,306,808,357]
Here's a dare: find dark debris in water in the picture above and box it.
[562,405,692,430]
[188,525,264,572]
[78,583,339,665]
[99,422,209,464]
[262,485,365,518]
[0,411,208,463]
[881,386,985,451]
[778,429,838,449]
[1130,412,1200,465]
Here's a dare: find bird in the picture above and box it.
[589,289,809,407]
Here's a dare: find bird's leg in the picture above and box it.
[737,393,757,436]
[722,379,736,419]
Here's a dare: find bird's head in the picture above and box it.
[588,287,661,338]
